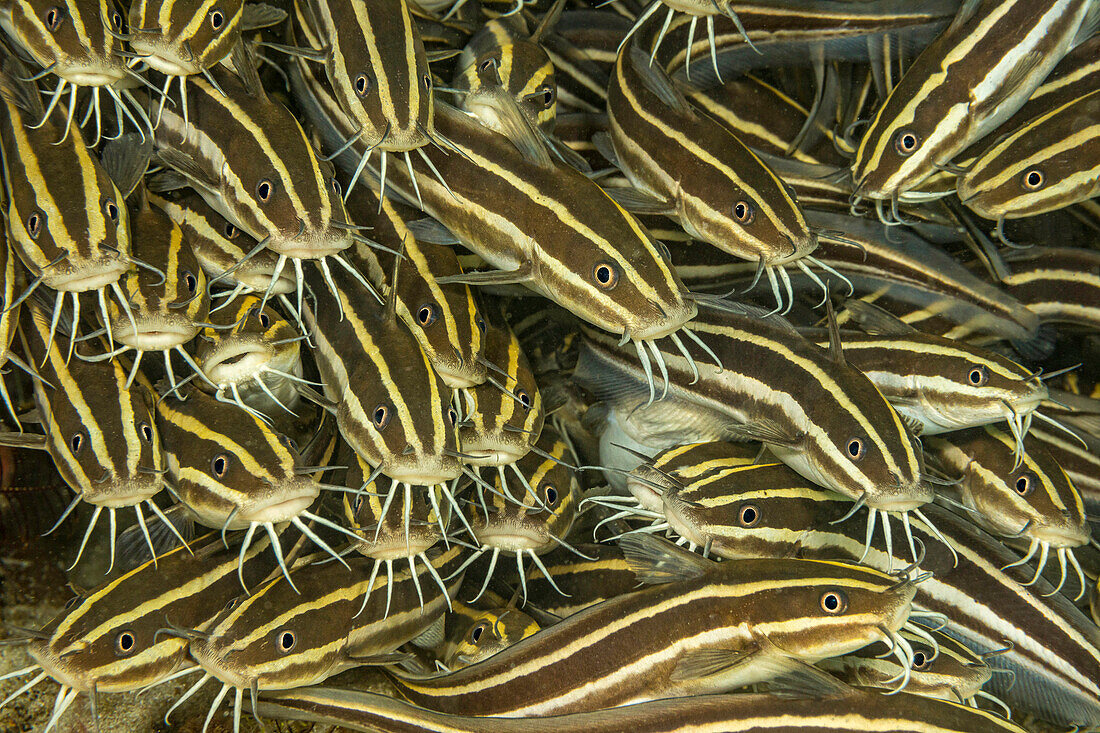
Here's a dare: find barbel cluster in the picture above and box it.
[0,0,1098,731]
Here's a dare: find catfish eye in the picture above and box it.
[894,130,920,155]
[417,304,437,327]
[447,408,457,426]
[738,503,759,527]
[111,11,121,29]
[819,589,848,614]
[967,366,988,386]
[468,621,489,644]
[27,212,42,239]
[223,597,241,613]
[846,438,865,460]
[103,199,119,223]
[1014,473,1033,496]
[209,8,224,29]
[542,482,558,506]
[223,222,238,239]
[354,74,371,98]
[278,434,298,451]
[211,453,229,478]
[44,7,63,31]
[475,315,486,334]
[732,200,754,224]
[275,629,296,653]
[912,650,931,670]
[478,58,495,73]
[1022,168,1044,190]
[423,73,433,89]
[331,178,341,194]
[259,312,271,328]
[352,494,364,513]
[70,431,84,454]
[536,86,554,109]
[516,389,531,410]
[372,404,390,429]
[138,422,153,444]
[592,262,619,290]
[256,179,274,202]
[182,270,197,293]
[114,630,136,656]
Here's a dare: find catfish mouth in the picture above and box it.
[266,231,353,260]
[204,341,273,385]
[383,455,463,486]
[629,299,697,342]
[456,432,528,467]
[47,260,128,292]
[112,317,197,350]
[356,530,439,559]
[28,641,89,691]
[58,64,126,86]
[237,269,297,296]
[83,477,162,507]
[127,38,202,77]
[431,361,484,390]
[473,525,551,553]
[1030,523,1090,549]
[240,489,318,524]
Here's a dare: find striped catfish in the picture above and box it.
[454,427,581,603]
[851,0,1095,208]
[0,233,34,427]
[193,294,306,418]
[155,384,355,589]
[435,603,540,671]
[12,298,165,570]
[389,536,918,717]
[0,0,146,143]
[98,184,211,390]
[149,43,361,307]
[996,246,1100,331]
[0,56,130,345]
[177,544,467,733]
[819,624,1000,708]
[254,687,1027,733]
[292,62,701,388]
[293,0,437,200]
[149,191,295,302]
[341,448,452,617]
[301,256,464,500]
[128,0,285,113]
[342,186,488,390]
[807,301,1047,439]
[576,304,933,562]
[606,34,821,314]
[926,425,1090,599]
[0,531,279,732]
[458,318,543,467]
[641,476,1100,728]
[958,88,1100,222]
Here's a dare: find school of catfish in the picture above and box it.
[0,0,1097,730]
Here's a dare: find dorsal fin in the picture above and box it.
[0,54,43,118]
[529,0,566,44]
[101,133,152,200]
[231,40,266,99]
[618,534,713,584]
[385,235,407,323]
[843,300,918,336]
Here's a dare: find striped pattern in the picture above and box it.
[852,0,1093,199]
[189,544,467,689]
[999,246,1100,329]
[0,61,130,291]
[301,261,460,485]
[255,686,1027,733]
[151,60,352,260]
[149,191,295,297]
[577,307,928,511]
[459,322,543,466]
[296,0,432,151]
[807,328,1044,434]
[959,88,1100,219]
[27,532,276,694]
[19,300,162,505]
[391,551,913,716]
[438,604,540,671]
[291,61,696,345]
[608,36,813,267]
[926,426,1089,549]
[342,188,486,390]
[128,0,244,76]
[155,385,319,530]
